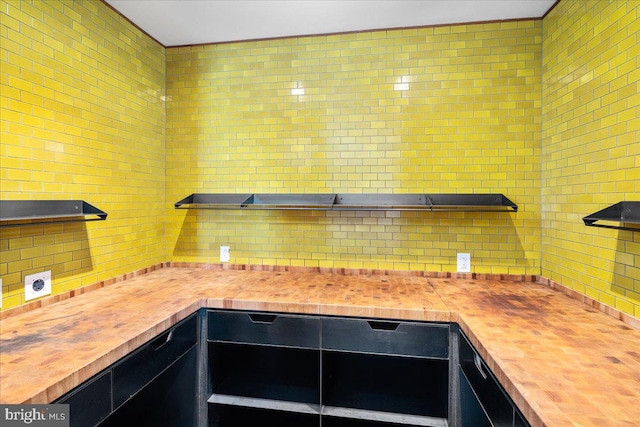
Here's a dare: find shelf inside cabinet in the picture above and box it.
[175,193,517,212]
[322,407,448,427]
[583,202,640,231]
[208,403,318,426]
[0,200,107,227]
[208,394,320,415]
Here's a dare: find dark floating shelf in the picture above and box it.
[175,193,517,212]
[174,194,253,209]
[242,194,336,209]
[426,193,518,211]
[333,194,428,210]
[0,200,108,228]
[583,202,640,231]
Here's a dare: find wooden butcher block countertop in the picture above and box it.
[1,266,640,427]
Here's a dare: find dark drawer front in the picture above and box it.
[55,370,112,427]
[208,310,321,349]
[112,314,198,408]
[459,367,492,427]
[102,347,198,427]
[322,318,449,359]
[459,332,514,427]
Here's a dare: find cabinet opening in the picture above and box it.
[322,351,448,418]
[208,342,319,404]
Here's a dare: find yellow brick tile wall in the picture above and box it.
[542,0,640,317]
[166,22,542,274]
[0,0,166,309]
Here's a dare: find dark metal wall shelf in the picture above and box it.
[243,193,336,209]
[0,200,108,227]
[583,202,640,231]
[175,193,518,212]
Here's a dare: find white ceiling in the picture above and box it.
[105,0,556,47]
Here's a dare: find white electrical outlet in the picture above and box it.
[24,271,52,301]
[220,246,230,263]
[457,253,471,273]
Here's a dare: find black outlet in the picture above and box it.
[32,279,45,292]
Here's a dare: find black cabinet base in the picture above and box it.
[99,346,197,427]
[55,371,111,427]
[55,310,532,427]
[459,368,491,427]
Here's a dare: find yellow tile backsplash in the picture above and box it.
[1,0,638,318]
[165,21,542,277]
[542,0,640,318]
[0,0,166,308]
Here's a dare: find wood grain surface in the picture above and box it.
[1,267,639,427]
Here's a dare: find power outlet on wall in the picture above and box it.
[457,253,471,273]
[220,246,230,263]
[25,271,52,301]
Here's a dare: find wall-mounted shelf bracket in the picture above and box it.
[583,202,640,231]
[426,194,518,212]
[0,200,108,228]
[174,194,253,209]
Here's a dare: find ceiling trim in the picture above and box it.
[101,0,164,47]
[168,16,542,49]
[101,0,547,50]
[542,0,561,19]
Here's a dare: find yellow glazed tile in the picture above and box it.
[1,0,166,309]
[542,0,640,318]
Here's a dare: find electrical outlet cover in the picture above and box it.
[457,253,471,273]
[25,271,52,301]
[220,246,230,263]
